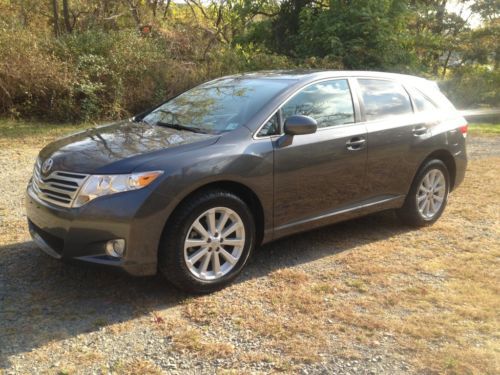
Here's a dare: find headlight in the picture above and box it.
[73,171,163,207]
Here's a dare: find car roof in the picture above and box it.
[222,70,432,85]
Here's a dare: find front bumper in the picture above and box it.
[25,185,164,276]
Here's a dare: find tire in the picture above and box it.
[397,159,450,227]
[158,190,256,293]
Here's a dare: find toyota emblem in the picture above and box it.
[41,158,54,174]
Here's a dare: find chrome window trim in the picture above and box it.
[252,76,360,140]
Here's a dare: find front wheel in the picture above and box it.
[158,190,255,293]
[397,159,450,227]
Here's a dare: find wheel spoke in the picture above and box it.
[428,197,435,214]
[434,195,444,203]
[222,238,244,247]
[219,248,237,265]
[419,186,430,194]
[434,185,445,194]
[193,220,209,239]
[187,247,209,265]
[185,239,207,249]
[217,211,229,232]
[418,195,427,210]
[207,209,217,234]
[423,199,430,216]
[430,170,437,187]
[222,221,239,238]
[423,174,431,189]
[199,252,211,274]
[212,251,221,275]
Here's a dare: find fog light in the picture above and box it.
[106,239,126,258]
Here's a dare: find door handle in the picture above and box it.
[346,136,366,151]
[412,125,428,136]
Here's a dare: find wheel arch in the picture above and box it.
[160,180,266,248]
[417,149,457,191]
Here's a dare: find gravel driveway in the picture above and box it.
[1,133,499,374]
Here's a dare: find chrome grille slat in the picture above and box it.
[56,171,87,179]
[40,191,71,202]
[40,186,72,198]
[30,158,89,208]
[46,182,77,192]
[45,175,83,184]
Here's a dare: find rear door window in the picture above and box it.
[357,79,413,121]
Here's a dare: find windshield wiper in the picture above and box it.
[155,121,207,134]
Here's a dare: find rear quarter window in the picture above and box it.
[407,87,437,112]
[357,79,413,121]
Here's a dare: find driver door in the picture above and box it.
[273,79,368,236]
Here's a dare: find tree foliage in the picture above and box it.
[0,0,497,121]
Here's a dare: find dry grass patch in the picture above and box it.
[110,359,165,374]
[150,311,235,359]
[1,125,498,374]
[173,157,500,373]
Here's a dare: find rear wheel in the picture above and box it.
[159,190,255,293]
[397,159,450,226]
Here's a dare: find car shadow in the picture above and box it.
[0,210,411,369]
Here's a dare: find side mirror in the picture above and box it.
[284,115,317,136]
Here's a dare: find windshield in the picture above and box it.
[142,77,291,134]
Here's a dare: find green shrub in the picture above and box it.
[2,26,495,123]
[441,65,500,109]
[0,30,75,121]
[0,27,301,123]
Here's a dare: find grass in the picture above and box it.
[1,119,499,374]
[0,118,90,142]
[468,122,500,135]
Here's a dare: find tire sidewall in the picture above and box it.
[160,192,255,293]
[411,160,450,224]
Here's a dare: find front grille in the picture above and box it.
[31,158,89,208]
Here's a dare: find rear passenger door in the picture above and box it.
[355,78,429,198]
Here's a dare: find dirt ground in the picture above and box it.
[0,130,499,374]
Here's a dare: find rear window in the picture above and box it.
[358,79,413,121]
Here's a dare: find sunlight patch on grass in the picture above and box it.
[469,122,500,135]
[0,118,90,143]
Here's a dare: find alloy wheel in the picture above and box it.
[183,207,245,281]
[416,168,447,220]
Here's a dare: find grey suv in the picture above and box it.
[26,71,467,293]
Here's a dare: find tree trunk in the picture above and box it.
[62,0,72,33]
[441,50,452,79]
[126,0,142,26]
[163,0,172,19]
[432,0,448,74]
[51,0,60,37]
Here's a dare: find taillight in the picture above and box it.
[459,124,468,137]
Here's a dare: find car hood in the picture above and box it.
[38,120,218,174]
